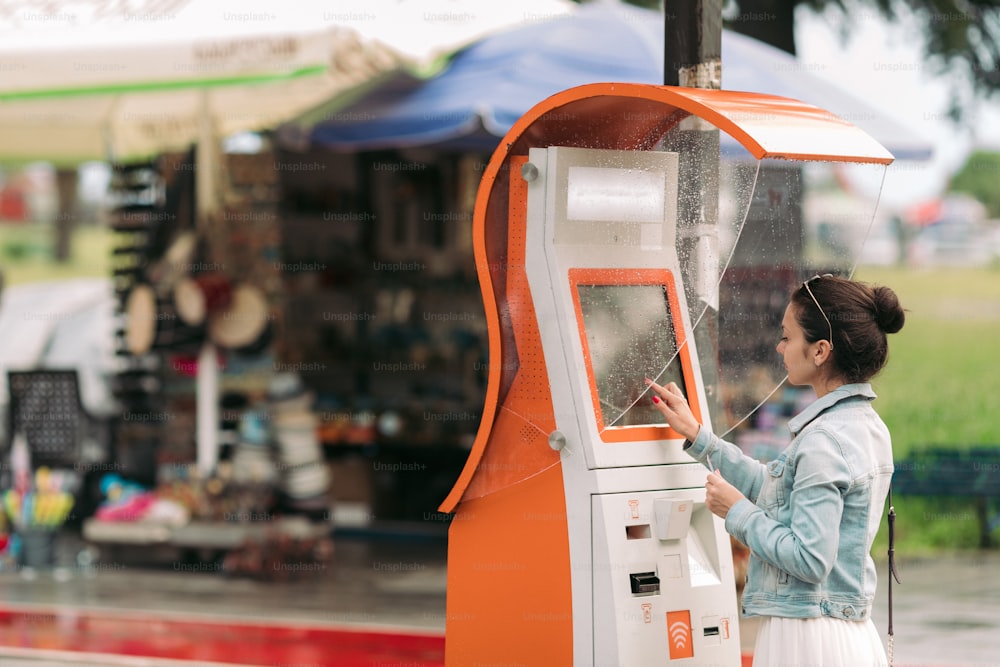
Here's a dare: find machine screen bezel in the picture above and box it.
[569,267,702,444]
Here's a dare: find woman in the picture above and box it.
[646,274,905,667]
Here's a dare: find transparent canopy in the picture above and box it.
[442,85,890,510]
[646,146,887,437]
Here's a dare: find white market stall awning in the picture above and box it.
[0,0,575,165]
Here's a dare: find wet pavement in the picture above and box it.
[0,533,448,666]
[0,536,448,630]
[734,553,1000,666]
[869,554,1000,666]
[0,656,219,666]
[0,531,998,666]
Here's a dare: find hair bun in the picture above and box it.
[872,285,905,334]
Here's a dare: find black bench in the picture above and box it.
[892,446,1000,547]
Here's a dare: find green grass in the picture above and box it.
[855,265,1000,554]
[857,265,1000,457]
[0,222,113,285]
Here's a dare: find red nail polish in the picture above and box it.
[652,396,660,404]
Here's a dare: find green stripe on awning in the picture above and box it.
[0,64,328,101]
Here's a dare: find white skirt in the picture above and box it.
[752,615,888,667]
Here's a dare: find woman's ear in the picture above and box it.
[812,340,833,367]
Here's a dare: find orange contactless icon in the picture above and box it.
[666,610,694,660]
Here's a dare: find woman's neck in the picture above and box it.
[812,377,846,399]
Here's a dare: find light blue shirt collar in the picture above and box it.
[787,383,877,436]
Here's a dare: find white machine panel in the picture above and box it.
[592,489,740,665]
[523,146,712,471]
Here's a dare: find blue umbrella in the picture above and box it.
[286,3,931,160]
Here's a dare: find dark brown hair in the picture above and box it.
[791,275,905,383]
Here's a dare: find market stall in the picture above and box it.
[0,0,574,566]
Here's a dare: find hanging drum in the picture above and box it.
[147,230,198,295]
[208,283,271,352]
[125,283,204,355]
[124,284,157,355]
[173,272,233,326]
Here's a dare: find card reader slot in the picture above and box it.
[629,571,660,595]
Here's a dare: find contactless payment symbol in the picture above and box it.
[666,610,694,659]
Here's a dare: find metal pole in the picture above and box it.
[663,0,722,88]
[662,0,725,428]
[196,89,220,478]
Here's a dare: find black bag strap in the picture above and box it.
[887,486,901,665]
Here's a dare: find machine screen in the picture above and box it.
[576,284,687,429]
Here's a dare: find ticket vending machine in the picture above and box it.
[439,84,893,666]
[526,144,736,665]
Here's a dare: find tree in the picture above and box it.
[948,149,1000,217]
[725,0,1000,119]
[607,0,1000,118]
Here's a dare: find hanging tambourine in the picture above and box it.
[124,283,157,355]
[207,283,271,353]
[125,282,205,356]
[173,272,234,327]
[147,230,198,297]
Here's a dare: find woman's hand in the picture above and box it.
[705,470,744,519]
[645,378,701,441]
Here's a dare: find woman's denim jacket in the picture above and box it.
[685,383,894,621]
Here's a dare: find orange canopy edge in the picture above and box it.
[516,83,896,165]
